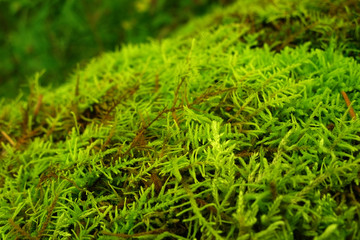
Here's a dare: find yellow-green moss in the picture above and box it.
[1,0,360,239]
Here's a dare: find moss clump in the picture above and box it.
[1,0,360,239]
[174,0,360,61]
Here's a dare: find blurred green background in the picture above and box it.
[0,0,234,100]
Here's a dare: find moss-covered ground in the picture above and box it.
[1,0,360,239]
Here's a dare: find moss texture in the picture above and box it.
[1,0,360,239]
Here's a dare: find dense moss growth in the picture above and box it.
[174,0,360,59]
[1,0,360,239]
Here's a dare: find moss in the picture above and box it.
[1,0,360,239]
[173,0,360,60]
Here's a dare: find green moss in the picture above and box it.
[174,0,360,60]
[1,0,360,239]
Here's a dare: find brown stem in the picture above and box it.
[340,91,356,120]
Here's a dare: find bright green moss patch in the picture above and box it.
[174,0,360,61]
[1,1,360,239]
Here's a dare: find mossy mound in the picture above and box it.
[1,0,360,239]
[174,0,360,61]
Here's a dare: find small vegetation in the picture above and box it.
[0,0,360,239]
